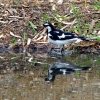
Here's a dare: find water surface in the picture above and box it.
[0,52,100,100]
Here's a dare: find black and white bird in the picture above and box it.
[43,22,89,54]
[45,62,91,83]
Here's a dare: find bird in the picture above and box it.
[45,62,91,83]
[43,22,89,55]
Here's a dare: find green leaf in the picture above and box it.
[10,37,17,46]
[42,14,50,20]
[71,5,79,14]
[93,2,100,9]
[23,33,27,43]
[97,37,100,41]
[95,22,100,29]
[29,21,37,34]
[13,0,18,5]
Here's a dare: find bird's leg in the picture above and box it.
[49,47,59,55]
[59,45,65,55]
[61,47,65,55]
[50,45,65,55]
[50,47,54,53]
[50,47,60,52]
[48,42,58,54]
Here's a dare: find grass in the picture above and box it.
[7,1,100,55]
[13,0,18,5]
[22,32,27,45]
[93,1,100,10]
[41,2,99,38]
[10,32,27,46]
[10,37,18,46]
[42,14,51,22]
[30,60,37,67]
[74,71,81,77]
[95,20,100,30]
[29,21,37,34]
[42,4,86,35]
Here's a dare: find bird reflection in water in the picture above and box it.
[45,61,91,83]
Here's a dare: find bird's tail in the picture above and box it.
[81,67,91,71]
[75,36,90,43]
[78,36,90,41]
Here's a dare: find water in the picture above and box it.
[0,52,100,100]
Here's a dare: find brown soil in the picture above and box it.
[0,0,100,52]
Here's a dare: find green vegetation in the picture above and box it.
[29,21,37,34]
[74,71,81,77]
[30,60,37,67]
[42,5,84,34]
[22,32,27,45]
[10,37,18,46]
[42,14,51,22]
[42,2,100,38]
[93,2,100,10]
[13,0,18,5]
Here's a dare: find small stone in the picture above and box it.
[3,70,7,74]
[29,71,34,76]
[4,85,9,89]
[29,81,34,87]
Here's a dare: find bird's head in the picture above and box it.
[45,75,55,83]
[43,22,55,33]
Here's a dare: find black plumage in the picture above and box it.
[43,22,89,54]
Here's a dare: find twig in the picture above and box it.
[9,16,30,19]
[0,20,8,24]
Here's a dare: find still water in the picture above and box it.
[0,52,100,100]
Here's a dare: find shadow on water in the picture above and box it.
[0,48,100,100]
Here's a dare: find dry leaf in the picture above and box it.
[97,30,100,35]
[51,4,56,10]
[48,0,54,2]
[0,34,4,38]
[28,57,33,62]
[41,28,46,35]
[36,35,43,41]
[0,20,8,24]
[43,35,47,42]
[89,19,95,33]
[61,19,76,25]
[27,38,31,45]
[57,0,63,4]
[10,31,22,38]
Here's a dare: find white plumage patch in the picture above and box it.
[58,33,75,39]
[75,38,82,43]
[48,35,78,48]
[44,23,49,25]
[60,69,66,74]
[58,33,65,39]
[54,31,59,33]
[46,26,52,32]
[48,33,52,37]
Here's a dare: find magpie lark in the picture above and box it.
[43,22,89,54]
[45,62,91,83]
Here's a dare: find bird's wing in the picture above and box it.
[49,29,77,40]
